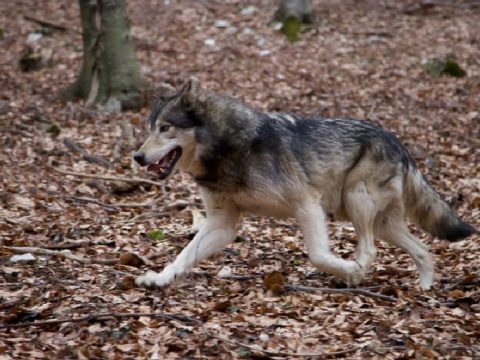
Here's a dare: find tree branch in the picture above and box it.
[285,284,398,302]
[118,211,171,223]
[211,331,366,358]
[63,138,112,168]
[23,14,72,32]
[50,166,163,187]
[65,195,153,209]
[43,242,88,250]
[5,246,117,265]
[0,311,201,329]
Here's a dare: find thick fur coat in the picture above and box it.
[133,77,476,289]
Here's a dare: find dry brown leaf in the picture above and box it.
[119,252,144,267]
[212,300,232,312]
[118,275,136,290]
[449,289,465,299]
[263,271,286,295]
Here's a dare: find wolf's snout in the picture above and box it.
[133,151,147,166]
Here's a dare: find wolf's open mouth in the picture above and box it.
[147,147,182,179]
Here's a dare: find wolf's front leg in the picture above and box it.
[136,205,239,287]
[295,199,364,286]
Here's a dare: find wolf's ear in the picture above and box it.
[156,83,177,98]
[180,77,206,110]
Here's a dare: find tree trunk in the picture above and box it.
[62,0,96,100]
[274,0,314,24]
[62,0,147,111]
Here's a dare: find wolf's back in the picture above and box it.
[404,166,476,241]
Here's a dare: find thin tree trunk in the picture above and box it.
[62,0,97,100]
[99,0,146,110]
[62,0,147,111]
[274,0,314,24]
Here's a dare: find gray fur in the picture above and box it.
[134,77,476,290]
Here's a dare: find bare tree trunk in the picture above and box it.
[63,0,96,100]
[274,0,314,24]
[62,0,147,111]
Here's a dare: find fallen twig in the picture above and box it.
[63,138,84,153]
[118,211,171,223]
[69,196,117,209]
[5,246,117,265]
[23,14,72,32]
[66,195,153,209]
[0,311,202,329]
[285,284,398,302]
[50,166,163,187]
[220,274,261,281]
[202,272,392,301]
[210,331,366,358]
[63,138,112,168]
[446,278,480,291]
[43,242,88,250]
[402,0,479,15]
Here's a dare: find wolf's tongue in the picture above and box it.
[147,153,171,173]
[147,164,162,173]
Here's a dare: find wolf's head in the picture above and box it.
[133,77,207,179]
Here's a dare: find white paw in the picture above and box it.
[342,262,366,287]
[419,272,434,290]
[135,267,178,288]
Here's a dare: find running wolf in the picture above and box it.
[133,77,476,289]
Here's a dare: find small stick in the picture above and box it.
[63,138,83,153]
[5,246,117,265]
[67,195,153,209]
[210,331,366,358]
[69,196,117,209]
[43,242,88,250]
[118,211,171,223]
[220,274,261,281]
[50,166,163,187]
[0,311,201,329]
[23,14,70,32]
[285,284,398,302]
[63,138,112,168]
[446,278,480,291]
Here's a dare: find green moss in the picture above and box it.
[443,59,466,77]
[280,16,302,42]
[421,57,466,78]
[147,229,165,241]
[237,347,251,358]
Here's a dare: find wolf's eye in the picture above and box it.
[159,124,170,133]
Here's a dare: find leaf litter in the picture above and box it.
[0,0,479,359]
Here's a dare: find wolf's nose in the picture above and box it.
[133,151,147,166]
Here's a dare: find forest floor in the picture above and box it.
[0,0,479,359]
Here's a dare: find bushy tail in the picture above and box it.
[404,166,476,241]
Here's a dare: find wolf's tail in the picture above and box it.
[404,166,476,241]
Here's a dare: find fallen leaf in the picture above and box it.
[119,252,144,267]
[212,300,231,312]
[263,271,285,295]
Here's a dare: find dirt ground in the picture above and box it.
[0,0,479,359]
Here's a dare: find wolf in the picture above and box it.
[133,77,476,290]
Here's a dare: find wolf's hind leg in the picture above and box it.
[295,200,363,286]
[374,209,434,289]
[344,181,377,285]
[136,206,239,287]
